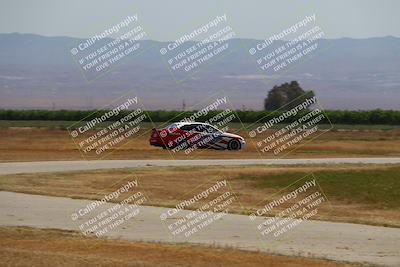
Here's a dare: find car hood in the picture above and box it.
[220,132,244,140]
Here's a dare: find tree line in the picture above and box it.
[0,109,399,125]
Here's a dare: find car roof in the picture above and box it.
[166,122,213,129]
[173,121,210,127]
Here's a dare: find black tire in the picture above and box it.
[227,139,241,150]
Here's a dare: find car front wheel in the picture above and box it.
[227,139,241,150]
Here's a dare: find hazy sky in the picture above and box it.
[0,0,399,40]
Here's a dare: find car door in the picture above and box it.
[174,124,199,148]
[187,124,215,147]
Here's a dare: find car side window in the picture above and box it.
[180,124,218,133]
[192,124,208,132]
[180,124,197,131]
[205,125,218,133]
[193,124,216,133]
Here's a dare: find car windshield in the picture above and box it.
[193,124,221,133]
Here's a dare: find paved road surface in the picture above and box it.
[0,191,399,266]
[1,157,400,175]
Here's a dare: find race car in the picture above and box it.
[149,122,245,151]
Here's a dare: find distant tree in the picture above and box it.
[264,81,315,111]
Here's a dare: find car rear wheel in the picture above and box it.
[227,139,241,150]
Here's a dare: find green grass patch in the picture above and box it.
[238,166,400,209]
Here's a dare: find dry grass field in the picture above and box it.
[0,125,398,267]
[1,164,399,227]
[0,127,400,162]
[0,227,361,267]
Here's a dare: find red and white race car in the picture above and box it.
[149,122,245,151]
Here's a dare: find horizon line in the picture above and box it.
[2,32,399,42]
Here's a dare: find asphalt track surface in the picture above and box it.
[1,158,400,266]
[1,191,399,266]
[1,157,400,175]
